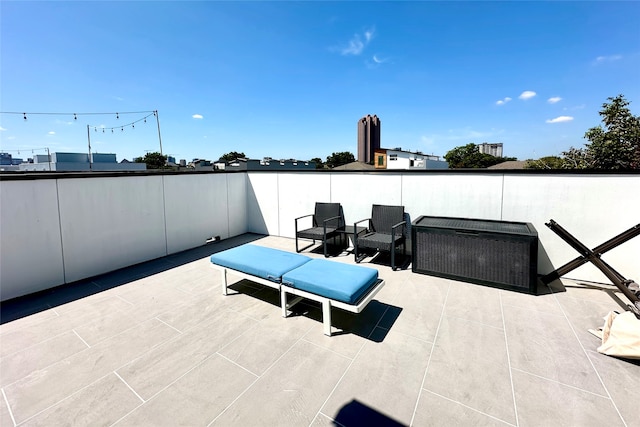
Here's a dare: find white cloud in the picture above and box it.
[48,131,56,135]
[547,97,562,104]
[496,97,512,106]
[364,28,375,43]
[519,91,536,100]
[546,116,574,123]
[337,28,375,56]
[594,54,622,64]
[0,126,6,131]
[192,114,203,119]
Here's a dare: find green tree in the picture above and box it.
[573,94,640,169]
[524,156,566,169]
[444,143,515,168]
[325,151,355,168]
[134,152,167,169]
[310,157,325,169]
[219,151,246,162]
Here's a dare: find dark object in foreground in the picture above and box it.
[542,219,640,316]
[295,202,346,257]
[354,204,407,270]
[411,216,538,294]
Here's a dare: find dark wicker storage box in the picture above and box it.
[412,216,538,294]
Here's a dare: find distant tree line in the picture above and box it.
[444,144,516,168]
[525,95,639,170]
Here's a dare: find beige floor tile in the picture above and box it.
[117,310,256,400]
[320,328,433,425]
[423,316,516,424]
[211,339,352,426]
[382,274,449,343]
[503,304,606,394]
[512,369,625,427]
[0,296,130,358]
[218,311,312,376]
[0,308,59,335]
[0,331,88,387]
[445,280,504,329]
[0,393,14,427]
[412,390,516,427]
[4,319,178,424]
[73,310,140,347]
[115,354,256,426]
[21,373,140,427]
[587,350,640,427]
[155,289,228,332]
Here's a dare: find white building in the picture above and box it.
[478,143,503,157]
[374,148,448,170]
[18,152,146,172]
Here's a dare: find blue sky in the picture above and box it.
[1,1,639,163]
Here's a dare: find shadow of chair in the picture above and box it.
[354,204,406,270]
[295,202,345,257]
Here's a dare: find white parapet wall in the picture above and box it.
[0,172,248,301]
[1,170,639,301]
[248,171,640,285]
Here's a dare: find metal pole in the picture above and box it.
[47,147,51,171]
[87,125,92,170]
[154,110,163,156]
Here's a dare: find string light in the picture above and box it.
[23,113,27,121]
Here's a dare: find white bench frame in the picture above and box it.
[280,279,386,336]
[211,263,386,336]
[210,264,283,296]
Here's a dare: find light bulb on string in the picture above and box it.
[74,113,77,120]
[116,112,119,119]
[23,113,27,121]
[132,123,134,129]
[121,127,124,132]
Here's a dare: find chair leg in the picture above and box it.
[391,247,396,271]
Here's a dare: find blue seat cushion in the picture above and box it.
[282,259,379,304]
[210,244,311,283]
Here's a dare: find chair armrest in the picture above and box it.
[295,213,314,234]
[295,213,314,221]
[322,215,342,225]
[354,218,370,228]
[323,215,344,235]
[391,221,407,239]
[391,221,406,231]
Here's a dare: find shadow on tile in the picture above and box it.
[331,399,406,427]
[1,233,265,324]
[226,280,402,342]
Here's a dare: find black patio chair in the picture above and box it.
[354,204,406,270]
[295,202,345,257]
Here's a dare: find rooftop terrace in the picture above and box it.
[1,233,638,426]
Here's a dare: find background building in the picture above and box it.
[357,114,380,163]
[478,142,503,157]
[374,148,448,170]
[225,158,316,171]
[17,152,146,172]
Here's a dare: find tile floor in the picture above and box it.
[1,234,638,427]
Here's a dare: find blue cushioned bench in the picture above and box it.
[281,259,384,336]
[210,244,311,295]
[210,244,385,336]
